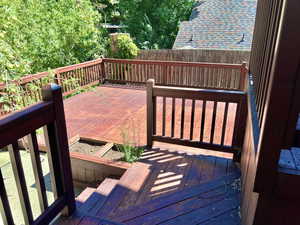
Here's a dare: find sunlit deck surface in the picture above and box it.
[64,84,237,158]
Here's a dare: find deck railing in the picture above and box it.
[103,58,247,90]
[0,84,75,225]
[0,58,247,117]
[146,79,247,159]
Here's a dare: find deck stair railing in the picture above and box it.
[0,84,75,225]
[146,79,247,160]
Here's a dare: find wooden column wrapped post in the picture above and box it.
[42,84,75,216]
[147,79,155,148]
[239,62,248,91]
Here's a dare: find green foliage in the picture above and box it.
[109,34,139,59]
[0,0,106,82]
[117,144,144,163]
[91,0,121,24]
[119,0,195,49]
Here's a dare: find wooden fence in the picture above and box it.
[103,58,247,90]
[0,84,75,225]
[137,49,251,64]
[146,79,247,159]
[0,58,247,117]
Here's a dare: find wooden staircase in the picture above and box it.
[57,148,241,225]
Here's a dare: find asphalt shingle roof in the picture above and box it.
[173,0,257,50]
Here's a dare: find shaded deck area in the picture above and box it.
[60,147,241,225]
[64,85,237,153]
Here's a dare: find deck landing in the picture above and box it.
[58,147,241,225]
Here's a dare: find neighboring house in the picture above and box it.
[173,0,257,50]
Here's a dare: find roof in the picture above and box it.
[173,0,257,50]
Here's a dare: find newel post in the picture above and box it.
[147,79,155,148]
[101,58,106,84]
[42,84,75,216]
[240,62,248,91]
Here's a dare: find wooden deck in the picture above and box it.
[58,147,241,225]
[64,85,237,148]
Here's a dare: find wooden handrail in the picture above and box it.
[146,79,247,159]
[0,84,75,224]
[103,58,242,69]
[1,58,248,117]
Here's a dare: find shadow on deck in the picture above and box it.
[59,147,241,225]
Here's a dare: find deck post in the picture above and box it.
[240,62,248,91]
[101,58,106,84]
[147,79,155,148]
[42,84,76,216]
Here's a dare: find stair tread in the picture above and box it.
[78,178,119,214]
[96,178,119,195]
[76,187,96,208]
[93,162,151,218]
[114,172,240,223]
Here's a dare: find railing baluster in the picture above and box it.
[221,102,229,146]
[8,142,33,225]
[200,100,206,142]
[162,97,166,136]
[171,97,176,137]
[210,101,218,144]
[180,99,186,139]
[27,132,48,212]
[0,169,14,225]
[190,100,196,140]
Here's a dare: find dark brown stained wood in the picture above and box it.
[190,100,196,140]
[253,0,300,194]
[210,101,217,144]
[153,96,157,135]
[153,86,245,102]
[162,97,166,136]
[152,136,236,153]
[171,97,175,137]
[0,169,14,225]
[221,102,229,146]
[103,58,242,69]
[42,84,75,216]
[200,100,206,142]
[180,99,186,139]
[147,79,155,147]
[8,142,33,225]
[27,132,48,212]
[0,102,54,149]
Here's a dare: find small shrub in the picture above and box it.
[117,144,144,163]
[108,34,139,59]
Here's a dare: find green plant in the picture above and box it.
[108,34,139,59]
[119,0,195,49]
[117,118,143,163]
[117,144,144,163]
[0,0,107,82]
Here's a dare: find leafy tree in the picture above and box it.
[119,0,195,49]
[108,34,139,59]
[91,0,121,24]
[0,0,106,82]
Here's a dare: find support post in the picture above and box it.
[147,79,155,148]
[100,58,106,84]
[42,84,75,216]
[239,62,248,91]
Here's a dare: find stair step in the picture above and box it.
[78,216,125,225]
[114,172,240,223]
[78,178,119,214]
[76,187,96,208]
[92,162,151,218]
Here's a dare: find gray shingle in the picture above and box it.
[173,0,257,50]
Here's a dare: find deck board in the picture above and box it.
[63,85,237,150]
